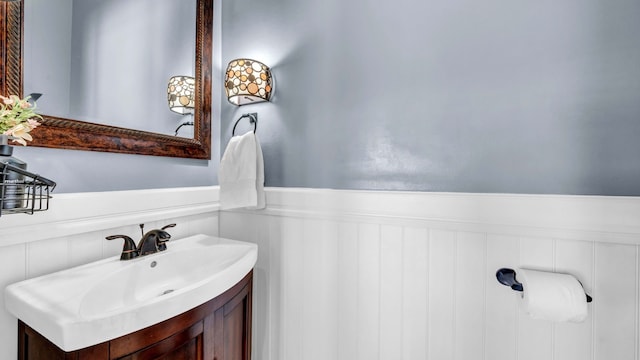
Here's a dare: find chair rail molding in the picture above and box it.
[0,186,220,246]
[232,188,640,246]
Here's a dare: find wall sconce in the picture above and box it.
[225,59,272,106]
[167,76,195,114]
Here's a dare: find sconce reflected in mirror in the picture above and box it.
[167,76,195,136]
[167,76,195,114]
[225,59,272,106]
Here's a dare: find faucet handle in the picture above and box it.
[106,235,139,260]
[161,223,177,230]
[157,224,176,251]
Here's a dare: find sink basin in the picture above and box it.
[4,234,257,352]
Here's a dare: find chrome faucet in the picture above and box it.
[106,223,177,260]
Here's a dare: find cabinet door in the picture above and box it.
[18,320,110,360]
[20,324,64,360]
[213,284,252,360]
[117,321,204,360]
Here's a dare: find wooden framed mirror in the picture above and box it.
[0,0,212,159]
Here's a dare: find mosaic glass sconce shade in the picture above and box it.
[225,59,272,105]
[167,76,195,114]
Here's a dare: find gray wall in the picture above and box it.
[221,0,640,195]
[13,0,640,195]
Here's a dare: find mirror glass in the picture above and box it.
[24,0,195,138]
[0,0,212,159]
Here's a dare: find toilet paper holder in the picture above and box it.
[496,268,593,303]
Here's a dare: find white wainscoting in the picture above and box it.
[219,188,640,360]
[0,186,220,359]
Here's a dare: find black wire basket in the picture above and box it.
[0,162,56,216]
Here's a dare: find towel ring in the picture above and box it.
[232,113,258,136]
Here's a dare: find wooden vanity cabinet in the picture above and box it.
[18,270,253,360]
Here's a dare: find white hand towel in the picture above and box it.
[219,131,265,210]
[249,137,265,209]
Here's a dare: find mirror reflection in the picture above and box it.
[23,0,196,138]
[2,0,211,158]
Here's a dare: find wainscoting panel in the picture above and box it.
[219,188,640,360]
[594,243,637,360]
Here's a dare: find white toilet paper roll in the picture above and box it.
[518,268,588,323]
